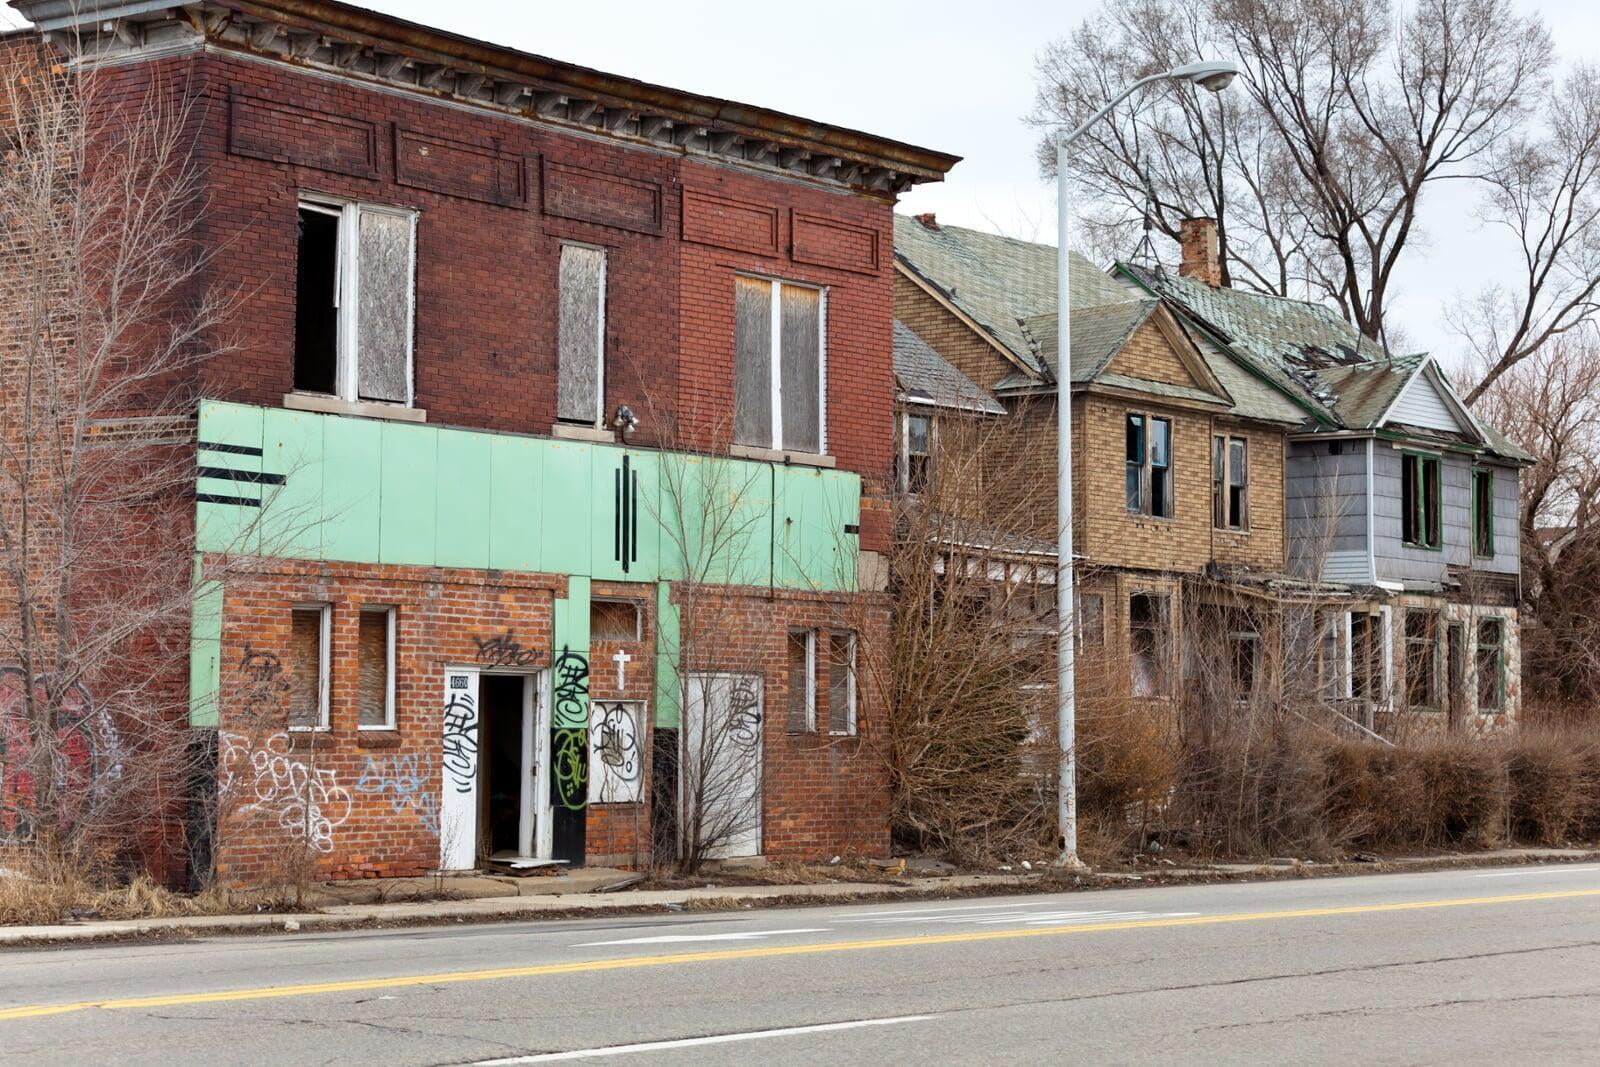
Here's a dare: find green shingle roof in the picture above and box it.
[893,320,1005,415]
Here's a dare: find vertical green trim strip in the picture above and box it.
[188,554,223,727]
[654,580,681,728]
[552,575,591,729]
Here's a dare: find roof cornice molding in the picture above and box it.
[13,0,958,197]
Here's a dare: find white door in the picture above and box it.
[439,668,480,870]
[683,673,763,858]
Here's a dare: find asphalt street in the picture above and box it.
[2,863,1599,1065]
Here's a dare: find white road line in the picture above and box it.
[467,1015,937,1063]
[1474,865,1600,879]
[833,901,1052,920]
[574,928,828,947]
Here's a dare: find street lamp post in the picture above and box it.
[1055,60,1238,868]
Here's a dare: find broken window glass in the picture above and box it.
[1149,418,1172,518]
[1125,415,1145,512]
[557,244,605,424]
[1129,592,1169,697]
[1405,610,1438,709]
[780,284,821,453]
[1477,618,1504,712]
[294,206,340,394]
[734,276,773,448]
[590,599,640,642]
[356,208,413,403]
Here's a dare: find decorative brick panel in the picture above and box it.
[542,158,664,235]
[682,188,781,256]
[227,92,380,179]
[394,126,528,208]
[792,210,880,274]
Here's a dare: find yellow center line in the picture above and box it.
[3,887,1597,1022]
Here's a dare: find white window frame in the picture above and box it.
[900,410,934,493]
[289,602,332,732]
[357,605,397,731]
[297,195,418,407]
[738,273,828,455]
[557,241,607,427]
[828,630,857,736]
[787,627,817,733]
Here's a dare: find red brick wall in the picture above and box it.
[209,557,890,883]
[178,52,894,493]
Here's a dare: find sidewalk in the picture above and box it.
[2,847,1593,946]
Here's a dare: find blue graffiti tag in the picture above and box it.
[355,753,440,837]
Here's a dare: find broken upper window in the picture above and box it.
[294,198,417,405]
[1472,467,1495,558]
[590,599,641,642]
[1401,452,1442,549]
[1212,434,1248,531]
[734,275,824,453]
[557,244,606,425]
[1129,592,1170,697]
[1126,414,1173,519]
[902,412,933,493]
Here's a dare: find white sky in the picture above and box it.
[9,0,1597,367]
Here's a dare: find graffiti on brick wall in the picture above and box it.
[441,683,478,794]
[588,701,642,804]
[474,632,542,668]
[553,646,589,729]
[0,668,120,841]
[552,727,587,811]
[218,731,352,854]
[355,753,440,837]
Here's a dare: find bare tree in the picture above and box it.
[647,417,779,874]
[1469,328,1600,706]
[1031,0,1555,350]
[1455,65,1600,403]
[0,38,232,875]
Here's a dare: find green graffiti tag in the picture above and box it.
[552,727,588,812]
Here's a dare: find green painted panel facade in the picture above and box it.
[188,555,223,728]
[190,401,862,723]
[552,575,591,730]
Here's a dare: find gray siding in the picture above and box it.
[1286,439,1370,583]
[1372,445,1521,583]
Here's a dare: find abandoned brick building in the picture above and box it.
[6,0,956,882]
[893,213,1530,732]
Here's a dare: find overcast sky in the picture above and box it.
[9,0,1597,367]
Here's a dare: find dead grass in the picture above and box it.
[0,865,307,927]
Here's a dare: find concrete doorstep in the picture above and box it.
[2,848,1594,946]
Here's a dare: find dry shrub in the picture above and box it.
[1324,741,1426,849]
[1077,693,1177,844]
[1503,728,1600,844]
[1409,737,1506,848]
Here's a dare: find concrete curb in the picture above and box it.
[3,849,1594,947]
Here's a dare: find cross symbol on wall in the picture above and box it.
[612,649,632,688]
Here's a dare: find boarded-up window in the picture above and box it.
[557,244,606,424]
[590,599,640,642]
[355,208,414,403]
[734,275,824,452]
[1077,592,1104,648]
[288,606,329,729]
[734,276,773,448]
[785,628,814,733]
[358,608,394,728]
[1213,435,1248,530]
[827,630,856,735]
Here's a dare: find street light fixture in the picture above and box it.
[1054,59,1237,868]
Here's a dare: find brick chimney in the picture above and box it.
[1178,217,1222,287]
[914,212,939,231]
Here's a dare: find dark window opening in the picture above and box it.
[1130,592,1170,697]
[1126,414,1172,518]
[1473,468,1495,558]
[1405,610,1439,710]
[590,600,640,642]
[294,207,340,394]
[904,414,932,494]
[481,675,530,860]
[1477,619,1504,712]
[1402,453,1442,549]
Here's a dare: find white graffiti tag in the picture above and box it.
[218,732,352,853]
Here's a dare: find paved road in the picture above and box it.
[3,864,1599,1065]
